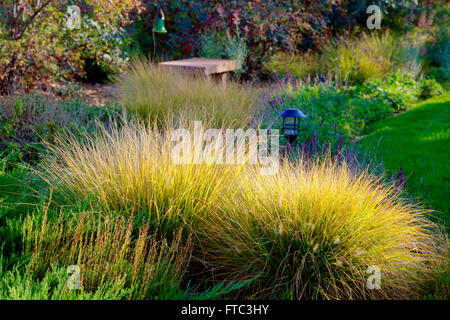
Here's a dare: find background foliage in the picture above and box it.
[0,0,142,93]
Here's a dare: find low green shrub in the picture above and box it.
[418,78,445,100]
[0,255,255,300]
[200,30,248,74]
[22,206,193,299]
[264,71,445,152]
[354,72,444,112]
[0,259,131,300]
[264,83,393,149]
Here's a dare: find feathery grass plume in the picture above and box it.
[115,58,259,128]
[196,157,447,299]
[41,120,254,237]
[42,121,447,299]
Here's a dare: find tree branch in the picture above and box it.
[9,0,52,41]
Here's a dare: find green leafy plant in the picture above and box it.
[264,83,393,149]
[419,78,445,99]
[200,30,248,74]
[356,71,422,112]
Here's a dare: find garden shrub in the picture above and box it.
[263,83,393,150]
[199,30,248,74]
[133,1,358,79]
[355,71,422,112]
[418,78,445,100]
[262,70,445,157]
[0,0,141,93]
[0,259,131,299]
[343,0,440,33]
[354,72,446,113]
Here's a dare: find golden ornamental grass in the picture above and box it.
[42,121,248,236]
[198,160,447,299]
[115,59,259,128]
[43,121,448,299]
[319,32,401,84]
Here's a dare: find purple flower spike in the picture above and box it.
[269,101,275,109]
[394,168,407,190]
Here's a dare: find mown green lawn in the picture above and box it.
[361,93,450,229]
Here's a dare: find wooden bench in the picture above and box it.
[159,58,237,87]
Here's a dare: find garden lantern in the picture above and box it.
[153,9,168,33]
[152,8,168,61]
[280,108,307,143]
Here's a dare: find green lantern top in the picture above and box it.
[153,9,168,33]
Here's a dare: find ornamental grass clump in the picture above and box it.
[197,159,447,299]
[42,120,248,237]
[43,121,447,299]
[115,59,259,128]
[319,32,401,84]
